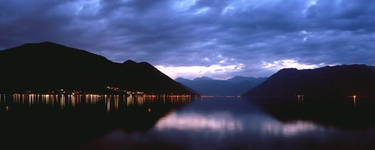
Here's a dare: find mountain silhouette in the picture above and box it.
[0,42,194,94]
[245,64,375,103]
[176,76,266,96]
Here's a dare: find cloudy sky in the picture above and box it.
[1,0,375,79]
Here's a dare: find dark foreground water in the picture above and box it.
[0,94,375,150]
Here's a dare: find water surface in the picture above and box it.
[1,94,374,150]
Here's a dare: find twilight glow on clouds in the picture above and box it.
[1,0,375,79]
[156,64,244,79]
[262,59,329,71]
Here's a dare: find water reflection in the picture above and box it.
[2,95,375,150]
[155,112,244,132]
[0,93,192,150]
[90,98,375,150]
[257,96,375,129]
[0,94,192,112]
[153,99,326,137]
[262,120,320,137]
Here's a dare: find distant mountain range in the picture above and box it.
[176,76,266,96]
[0,42,194,94]
[245,64,375,103]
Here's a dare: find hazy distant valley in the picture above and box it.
[176,76,266,96]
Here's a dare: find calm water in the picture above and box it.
[1,94,375,150]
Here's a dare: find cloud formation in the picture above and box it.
[262,59,326,71]
[1,0,375,79]
[156,63,244,80]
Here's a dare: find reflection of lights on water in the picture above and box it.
[147,108,152,112]
[127,96,134,106]
[61,97,65,109]
[297,95,304,104]
[155,113,243,132]
[136,96,145,106]
[106,99,111,112]
[1,94,191,112]
[5,105,9,111]
[262,121,318,137]
[353,95,357,105]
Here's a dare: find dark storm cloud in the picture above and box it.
[1,0,375,79]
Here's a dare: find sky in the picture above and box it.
[0,0,375,79]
